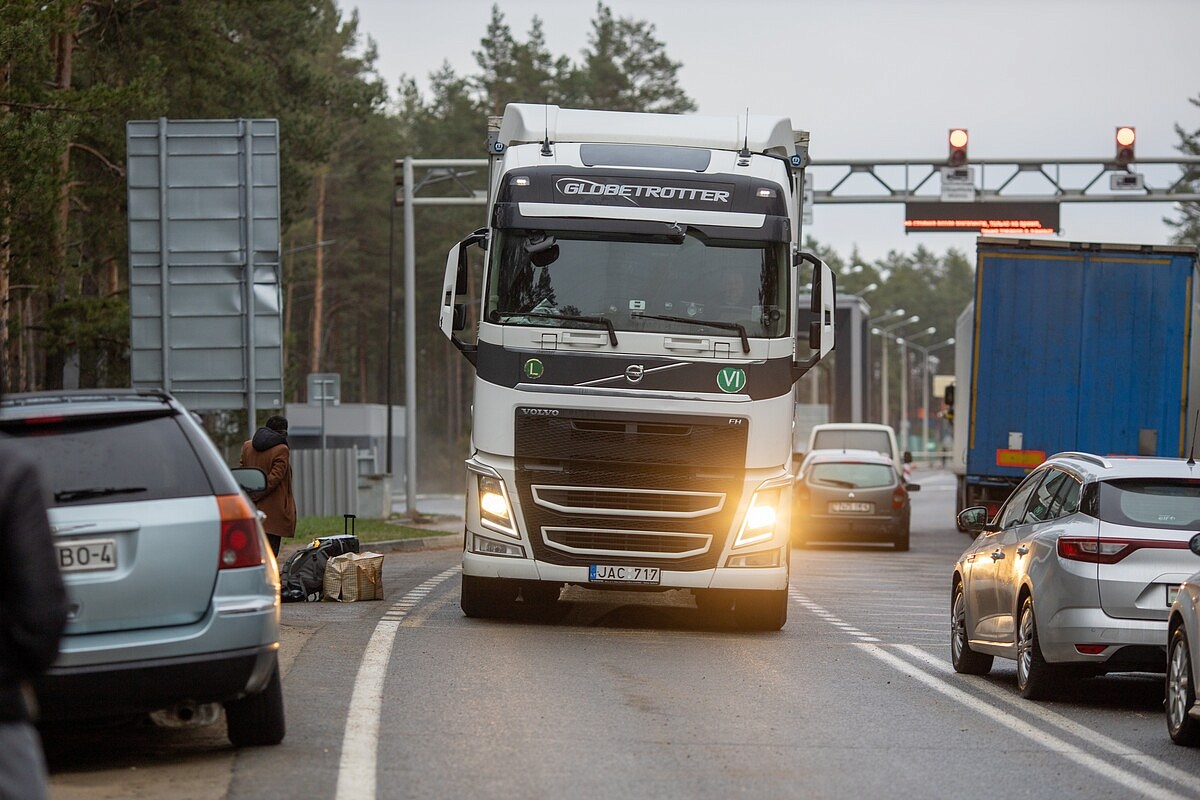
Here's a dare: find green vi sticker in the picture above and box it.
[716,367,746,393]
[523,358,544,380]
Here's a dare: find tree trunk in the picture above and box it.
[309,167,328,374]
[45,11,78,390]
[1,174,9,392]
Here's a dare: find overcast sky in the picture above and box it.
[350,0,1200,263]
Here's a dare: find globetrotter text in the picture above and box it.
[555,178,731,204]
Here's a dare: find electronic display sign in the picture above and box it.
[904,201,1060,234]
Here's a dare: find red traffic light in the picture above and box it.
[1115,126,1136,165]
[948,128,968,166]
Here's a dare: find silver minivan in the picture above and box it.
[0,389,284,747]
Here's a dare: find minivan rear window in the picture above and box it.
[8,416,212,506]
[811,430,891,458]
[1097,479,1200,530]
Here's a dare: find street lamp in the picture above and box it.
[905,336,954,457]
[869,308,905,326]
[852,282,878,298]
[871,315,921,428]
[895,327,935,453]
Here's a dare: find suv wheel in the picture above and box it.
[951,583,993,675]
[224,661,285,747]
[1167,626,1200,746]
[1016,596,1059,700]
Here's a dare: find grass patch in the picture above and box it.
[295,515,455,545]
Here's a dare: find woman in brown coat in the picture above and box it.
[239,415,297,556]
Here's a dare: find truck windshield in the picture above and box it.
[484,228,789,338]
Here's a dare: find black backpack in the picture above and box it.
[279,517,360,602]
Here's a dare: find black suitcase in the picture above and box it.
[280,515,360,602]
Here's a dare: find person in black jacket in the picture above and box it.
[0,433,69,800]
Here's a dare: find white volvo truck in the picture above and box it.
[438,104,836,629]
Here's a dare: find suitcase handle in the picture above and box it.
[343,513,356,535]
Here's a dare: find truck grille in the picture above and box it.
[514,408,747,570]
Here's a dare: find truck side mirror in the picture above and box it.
[944,383,955,408]
[439,229,487,364]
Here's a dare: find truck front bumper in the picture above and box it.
[462,549,789,592]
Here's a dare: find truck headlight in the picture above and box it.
[478,474,518,538]
[733,487,781,548]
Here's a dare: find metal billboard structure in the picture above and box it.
[127,118,283,429]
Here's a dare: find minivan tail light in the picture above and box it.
[892,485,906,510]
[1057,536,1188,564]
[218,493,265,569]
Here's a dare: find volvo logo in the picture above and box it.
[521,408,559,416]
[625,364,645,383]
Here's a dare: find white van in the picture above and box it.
[805,423,910,476]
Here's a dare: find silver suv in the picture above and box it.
[0,389,284,746]
[952,451,1200,699]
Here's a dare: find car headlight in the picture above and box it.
[478,474,518,538]
[733,487,781,548]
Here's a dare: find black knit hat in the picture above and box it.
[265,415,288,434]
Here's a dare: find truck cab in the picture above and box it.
[438,104,836,629]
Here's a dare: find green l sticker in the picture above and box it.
[523,358,544,380]
[717,367,747,393]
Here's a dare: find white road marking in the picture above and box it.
[335,567,460,800]
[791,592,1195,797]
[858,643,1189,800]
[897,644,1200,797]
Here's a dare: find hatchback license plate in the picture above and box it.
[589,564,661,585]
[58,538,117,573]
[829,501,873,513]
[1168,584,1182,607]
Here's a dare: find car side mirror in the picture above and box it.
[231,467,267,495]
[1190,532,1200,556]
[905,483,921,492]
[957,506,989,533]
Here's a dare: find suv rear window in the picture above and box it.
[1097,479,1200,529]
[812,430,891,458]
[7,415,212,506]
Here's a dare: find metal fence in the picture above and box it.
[291,448,358,518]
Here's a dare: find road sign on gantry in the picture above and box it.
[126,118,283,414]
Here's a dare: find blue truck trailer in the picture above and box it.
[949,236,1200,526]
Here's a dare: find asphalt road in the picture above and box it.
[42,467,1200,799]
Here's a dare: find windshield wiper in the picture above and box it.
[631,313,750,354]
[524,312,618,346]
[54,486,148,503]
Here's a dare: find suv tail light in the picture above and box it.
[1057,536,1188,564]
[217,493,265,569]
[892,485,907,510]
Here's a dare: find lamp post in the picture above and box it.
[905,336,954,457]
[866,309,905,423]
[895,327,936,454]
[871,314,920,428]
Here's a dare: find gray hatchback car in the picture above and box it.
[793,449,918,551]
[953,451,1200,700]
[0,389,284,746]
